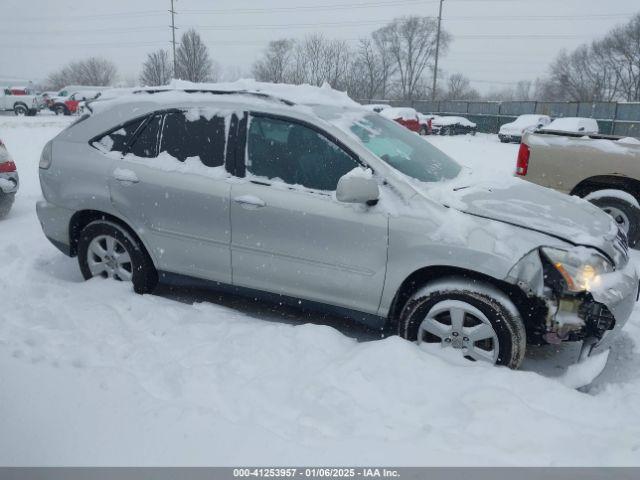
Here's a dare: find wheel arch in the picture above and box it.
[570,175,640,201]
[69,209,156,264]
[385,264,544,331]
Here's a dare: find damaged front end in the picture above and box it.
[507,235,638,359]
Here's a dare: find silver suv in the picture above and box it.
[36,88,638,369]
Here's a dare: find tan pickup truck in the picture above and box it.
[518,130,640,247]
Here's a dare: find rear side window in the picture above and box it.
[160,111,226,167]
[129,115,162,158]
[94,117,146,153]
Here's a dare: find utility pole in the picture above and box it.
[431,0,444,101]
[170,0,178,76]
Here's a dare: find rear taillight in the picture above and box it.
[516,143,530,176]
[0,161,16,173]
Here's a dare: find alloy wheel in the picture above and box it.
[417,300,500,363]
[86,234,133,281]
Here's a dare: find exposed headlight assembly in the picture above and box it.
[541,247,613,293]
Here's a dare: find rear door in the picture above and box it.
[103,108,233,283]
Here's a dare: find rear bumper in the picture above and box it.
[36,199,74,256]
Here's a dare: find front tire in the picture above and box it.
[397,278,526,368]
[77,220,158,294]
[589,196,640,248]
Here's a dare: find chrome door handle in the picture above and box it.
[233,195,266,208]
[113,168,139,184]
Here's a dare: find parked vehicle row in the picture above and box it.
[46,86,105,115]
[36,86,637,371]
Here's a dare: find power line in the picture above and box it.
[179,0,438,15]
[0,10,163,22]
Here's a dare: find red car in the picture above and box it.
[379,107,423,133]
[52,90,101,115]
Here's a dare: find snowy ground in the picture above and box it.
[1,115,639,466]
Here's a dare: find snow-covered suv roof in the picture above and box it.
[89,79,361,112]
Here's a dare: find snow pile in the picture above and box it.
[1,118,640,465]
[432,116,476,128]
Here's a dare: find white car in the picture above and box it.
[541,117,599,135]
[498,114,551,143]
[0,88,40,116]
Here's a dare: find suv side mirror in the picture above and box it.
[336,172,379,204]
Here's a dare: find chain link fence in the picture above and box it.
[358,99,640,137]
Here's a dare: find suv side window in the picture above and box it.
[160,111,226,167]
[94,117,146,153]
[247,115,359,192]
[129,114,162,158]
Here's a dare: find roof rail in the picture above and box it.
[131,88,295,106]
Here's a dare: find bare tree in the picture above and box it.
[252,39,295,83]
[175,29,214,82]
[348,38,395,100]
[47,57,117,89]
[536,13,639,102]
[374,16,450,100]
[140,49,172,86]
[444,73,480,100]
[600,13,640,101]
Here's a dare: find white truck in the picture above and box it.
[0,87,41,116]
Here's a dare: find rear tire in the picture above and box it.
[0,193,15,219]
[397,278,526,369]
[419,126,428,136]
[13,104,27,116]
[77,220,158,294]
[589,196,640,248]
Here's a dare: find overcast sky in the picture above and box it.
[1,0,638,93]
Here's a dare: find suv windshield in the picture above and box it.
[323,110,461,183]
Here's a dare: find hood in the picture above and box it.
[425,179,626,266]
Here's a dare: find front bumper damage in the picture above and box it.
[507,247,638,360]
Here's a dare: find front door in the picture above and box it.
[230,113,389,315]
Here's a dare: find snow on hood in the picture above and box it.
[527,133,640,155]
[541,117,599,134]
[433,116,476,127]
[424,176,623,263]
[499,115,549,135]
[380,107,418,121]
